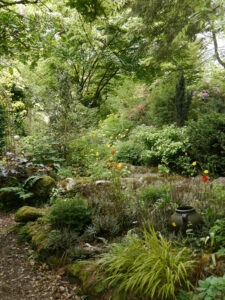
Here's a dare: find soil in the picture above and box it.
[0,212,80,300]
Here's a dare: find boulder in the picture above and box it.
[58,177,76,192]
[15,206,47,222]
[31,175,56,198]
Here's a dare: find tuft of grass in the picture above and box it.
[98,226,194,299]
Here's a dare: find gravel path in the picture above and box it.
[0,213,80,300]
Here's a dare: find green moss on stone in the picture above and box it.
[15,206,47,223]
[31,175,56,198]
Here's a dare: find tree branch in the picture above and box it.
[211,28,225,69]
[0,0,38,8]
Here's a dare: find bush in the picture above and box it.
[19,135,62,165]
[187,112,225,176]
[132,125,194,175]
[139,184,170,206]
[99,227,194,300]
[116,140,146,165]
[48,197,91,231]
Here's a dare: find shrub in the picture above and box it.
[187,112,225,176]
[18,135,62,165]
[133,125,194,175]
[116,140,146,165]
[139,184,170,207]
[99,227,194,299]
[48,197,91,231]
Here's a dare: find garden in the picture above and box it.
[0,1,225,299]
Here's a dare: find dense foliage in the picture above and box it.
[0,0,225,299]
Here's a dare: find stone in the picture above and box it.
[31,175,56,198]
[15,206,47,223]
[58,178,76,192]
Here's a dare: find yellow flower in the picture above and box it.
[96,152,99,156]
[158,146,162,150]
[171,222,176,227]
[125,129,129,131]
[118,163,123,168]
[106,144,110,148]
[112,145,115,148]
[109,156,113,160]
[192,161,197,166]
[185,152,188,156]
[204,170,209,174]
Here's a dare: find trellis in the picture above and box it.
[0,85,15,157]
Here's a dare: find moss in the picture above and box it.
[142,175,165,184]
[15,206,47,223]
[67,261,89,277]
[25,222,51,253]
[31,175,56,198]
[149,166,159,173]
[166,174,184,182]
[67,261,105,296]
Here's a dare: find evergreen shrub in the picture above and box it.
[48,197,91,231]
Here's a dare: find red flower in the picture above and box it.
[110,162,113,167]
[114,164,117,168]
[111,150,115,155]
[201,174,208,182]
[117,167,120,171]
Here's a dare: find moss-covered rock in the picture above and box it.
[15,206,47,223]
[67,261,107,298]
[25,221,51,253]
[31,175,56,198]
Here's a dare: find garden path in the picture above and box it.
[0,212,80,300]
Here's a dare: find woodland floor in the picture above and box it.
[0,213,80,300]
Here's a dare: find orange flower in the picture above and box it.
[117,167,120,171]
[114,164,117,168]
[111,150,115,155]
[110,162,113,167]
[201,174,208,182]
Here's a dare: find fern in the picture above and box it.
[23,176,42,190]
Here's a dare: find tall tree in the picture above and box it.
[175,73,192,127]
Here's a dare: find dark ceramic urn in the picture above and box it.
[171,205,202,230]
